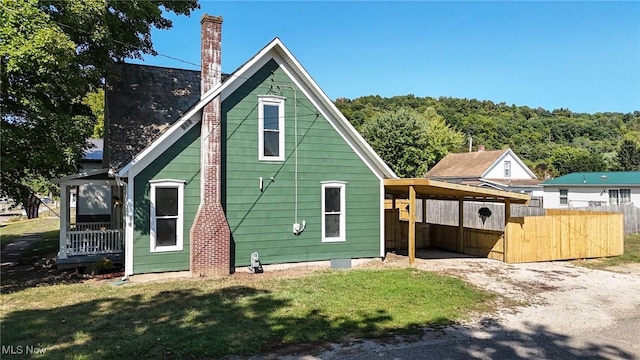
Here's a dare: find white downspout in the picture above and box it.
[122,172,135,280]
[58,184,68,259]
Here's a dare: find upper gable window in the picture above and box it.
[504,161,511,177]
[258,96,285,161]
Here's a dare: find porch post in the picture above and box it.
[58,184,68,259]
[457,197,464,253]
[408,186,416,265]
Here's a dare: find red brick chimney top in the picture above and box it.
[201,14,223,24]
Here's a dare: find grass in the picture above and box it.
[0,268,495,359]
[0,217,60,249]
[18,229,60,265]
[573,233,640,269]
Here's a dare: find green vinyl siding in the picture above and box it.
[223,59,381,267]
[132,125,200,274]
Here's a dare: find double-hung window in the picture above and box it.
[258,95,285,161]
[322,181,346,242]
[609,189,631,205]
[559,189,568,205]
[150,180,184,252]
[504,161,511,177]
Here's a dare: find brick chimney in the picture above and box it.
[477,145,485,152]
[189,14,231,277]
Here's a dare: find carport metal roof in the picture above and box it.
[384,178,531,265]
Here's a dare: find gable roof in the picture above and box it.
[541,172,640,186]
[117,38,397,180]
[425,148,536,180]
[425,149,509,178]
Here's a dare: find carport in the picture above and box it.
[384,178,530,264]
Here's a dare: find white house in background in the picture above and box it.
[541,171,640,209]
[425,147,543,204]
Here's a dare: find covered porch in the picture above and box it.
[56,170,126,266]
[384,178,530,264]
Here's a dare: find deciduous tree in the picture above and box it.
[1,0,198,215]
[360,107,463,177]
[615,140,640,171]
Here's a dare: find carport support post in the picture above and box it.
[457,197,464,253]
[409,186,416,265]
[504,198,511,262]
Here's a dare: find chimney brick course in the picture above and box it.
[190,14,231,277]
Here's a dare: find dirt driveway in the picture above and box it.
[259,252,640,359]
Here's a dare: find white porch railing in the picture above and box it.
[70,222,112,231]
[65,229,123,256]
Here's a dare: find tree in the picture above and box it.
[85,89,105,138]
[1,0,198,215]
[550,146,606,175]
[422,107,464,169]
[360,107,463,178]
[615,140,640,171]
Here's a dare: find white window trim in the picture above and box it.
[321,181,347,243]
[149,179,185,252]
[504,161,511,177]
[258,95,285,161]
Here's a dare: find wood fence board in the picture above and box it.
[385,200,625,263]
[504,212,623,263]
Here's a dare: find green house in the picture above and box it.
[54,15,396,276]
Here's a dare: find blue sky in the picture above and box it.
[131,1,640,114]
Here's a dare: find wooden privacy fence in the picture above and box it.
[429,224,505,261]
[564,204,640,234]
[505,210,623,263]
[385,209,429,250]
[385,207,624,263]
[385,199,544,231]
[385,200,639,234]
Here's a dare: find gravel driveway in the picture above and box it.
[259,252,640,359]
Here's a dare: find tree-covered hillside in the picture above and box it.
[335,95,640,178]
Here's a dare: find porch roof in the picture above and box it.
[54,169,123,186]
[384,178,530,204]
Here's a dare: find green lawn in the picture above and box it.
[574,233,640,269]
[1,268,495,359]
[0,217,60,248]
